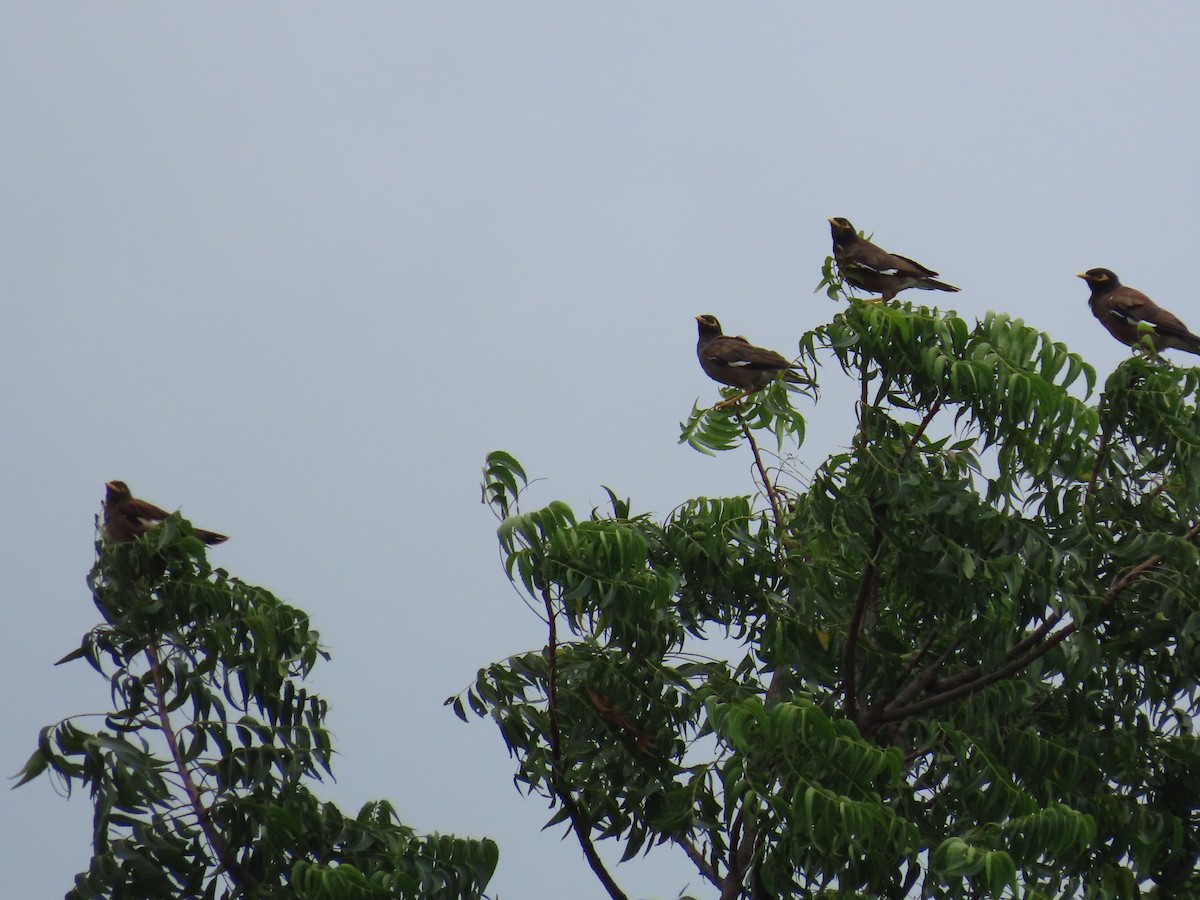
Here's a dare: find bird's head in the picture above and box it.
[695,314,724,337]
[104,480,132,503]
[1077,268,1121,293]
[828,217,858,243]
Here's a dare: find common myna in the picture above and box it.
[1077,268,1200,357]
[696,314,800,408]
[103,480,228,545]
[828,217,960,302]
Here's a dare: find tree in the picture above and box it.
[18,520,497,899]
[464,292,1200,898]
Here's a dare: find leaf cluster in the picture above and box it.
[20,519,497,899]
[470,296,1200,898]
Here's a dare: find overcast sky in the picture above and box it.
[5,5,1199,899]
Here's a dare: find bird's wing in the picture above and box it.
[886,253,940,278]
[705,337,790,371]
[1103,290,1152,323]
[1104,291,1192,334]
[1101,290,1200,351]
[842,240,938,278]
[1141,307,1199,343]
[123,497,172,523]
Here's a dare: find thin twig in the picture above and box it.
[899,396,943,471]
[146,643,260,891]
[735,410,785,533]
[842,521,883,725]
[538,582,629,900]
[892,630,941,692]
[672,834,721,888]
[856,361,870,450]
[1086,429,1110,499]
[1100,521,1200,607]
[1086,399,1113,499]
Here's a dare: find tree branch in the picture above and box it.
[736,410,785,533]
[874,624,969,720]
[866,521,1200,732]
[842,520,883,725]
[1098,520,1200,607]
[871,620,1077,727]
[146,643,260,892]
[1085,428,1110,499]
[720,807,754,900]
[848,398,946,731]
[538,582,629,900]
[672,834,721,889]
[899,396,943,471]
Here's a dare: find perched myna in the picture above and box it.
[1077,268,1200,357]
[103,480,228,545]
[695,314,800,408]
[828,217,960,302]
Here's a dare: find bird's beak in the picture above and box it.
[104,480,118,490]
[694,315,704,323]
[827,218,837,226]
[1076,273,1088,280]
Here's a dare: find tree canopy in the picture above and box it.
[20,286,1200,899]
[466,294,1200,898]
[19,519,497,899]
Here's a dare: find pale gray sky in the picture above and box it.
[5,5,1199,899]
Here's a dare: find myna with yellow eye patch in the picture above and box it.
[1078,268,1200,356]
[695,314,802,409]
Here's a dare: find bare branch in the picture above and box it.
[672,834,722,889]
[736,410,785,533]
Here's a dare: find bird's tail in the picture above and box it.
[197,529,229,545]
[1171,333,1200,356]
[923,279,960,293]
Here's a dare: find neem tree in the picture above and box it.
[19,522,497,899]
[466,292,1200,898]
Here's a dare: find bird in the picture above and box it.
[1077,268,1200,356]
[695,314,801,408]
[103,480,228,545]
[828,217,959,302]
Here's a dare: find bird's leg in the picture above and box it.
[713,389,755,410]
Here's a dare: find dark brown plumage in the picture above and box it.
[828,217,959,302]
[103,480,228,545]
[695,314,799,408]
[1078,268,1200,356]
